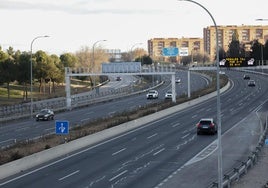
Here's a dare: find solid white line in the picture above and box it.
[112,148,126,156]
[58,170,80,181]
[147,133,158,139]
[153,148,165,156]
[109,170,128,182]
[0,139,14,144]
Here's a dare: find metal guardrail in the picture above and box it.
[207,67,268,188]
[207,119,267,188]
[0,79,161,122]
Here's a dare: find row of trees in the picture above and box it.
[0,46,149,100]
[218,31,268,61]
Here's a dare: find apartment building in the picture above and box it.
[148,25,268,63]
[147,37,204,63]
[204,25,268,60]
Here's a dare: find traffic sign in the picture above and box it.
[179,47,188,56]
[55,120,69,134]
[265,138,268,146]
[162,47,179,57]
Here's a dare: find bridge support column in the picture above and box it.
[65,68,71,109]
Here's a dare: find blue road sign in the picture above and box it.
[162,47,179,57]
[265,138,268,146]
[55,120,69,134]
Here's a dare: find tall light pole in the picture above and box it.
[178,1,222,187]
[130,42,142,62]
[91,40,106,88]
[30,35,49,119]
[92,40,107,72]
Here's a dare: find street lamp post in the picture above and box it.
[130,43,142,62]
[178,1,222,187]
[30,35,49,119]
[92,40,107,72]
[91,40,106,88]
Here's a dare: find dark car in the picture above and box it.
[243,75,250,80]
[36,109,54,121]
[116,76,122,81]
[248,80,256,87]
[196,118,217,135]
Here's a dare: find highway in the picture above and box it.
[0,70,208,148]
[1,70,267,188]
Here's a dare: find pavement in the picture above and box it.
[231,138,268,188]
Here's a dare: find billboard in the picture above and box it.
[219,57,256,67]
[162,47,179,56]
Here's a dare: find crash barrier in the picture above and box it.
[208,115,268,188]
[0,81,154,122]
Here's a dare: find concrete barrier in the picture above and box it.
[0,81,230,180]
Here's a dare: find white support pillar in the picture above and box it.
[65,68,71,109]
[171,73,176,103]
[187,70,191,98]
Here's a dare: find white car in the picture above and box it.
[146,90,158,99]
[165,91,173,99]
[175,78,181,83]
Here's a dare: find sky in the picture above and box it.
[1,0,268,55]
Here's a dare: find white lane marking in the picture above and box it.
[58,170,80,181]
[85,111,93,115]
[81,118,90,122]
[0,139,15,144]
[172,122,180,127]
[147,133,158,139]
[112,148,126,156]
[45,127,54,131]
[153,148,165,156]
[181,133,190,139]
[191,114,197,119]
[206,108,211,112]
[109,170,128,182]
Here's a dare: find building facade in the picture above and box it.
[147,37,204,63]
[204,25,268,60]
[148,25,268,63]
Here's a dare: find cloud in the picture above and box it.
[0,0,167,15]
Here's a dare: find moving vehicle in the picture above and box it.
[146,90,158,99]
[116,76,122,81]
[175,78,181,83]
[165,91,173,99]
[243,74,250,80]
[36,109,54,121]
[196,118,217,135]
[247,80,256,87]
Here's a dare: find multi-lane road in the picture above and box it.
[0,70,208,148]
[1,70,267,188]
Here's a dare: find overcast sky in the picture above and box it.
[1,0,267,55]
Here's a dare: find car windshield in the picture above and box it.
[149,91,156,93]
[200,120,212,125]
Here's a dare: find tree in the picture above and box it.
[250,39,263,61]
[226,31,244,58]
[264,40,268,61]
[17,52,31,100]
[60,53,77,68]
[136,55,153,65]
[0,57,17,98]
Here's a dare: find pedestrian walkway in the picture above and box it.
[231,141,268,188]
